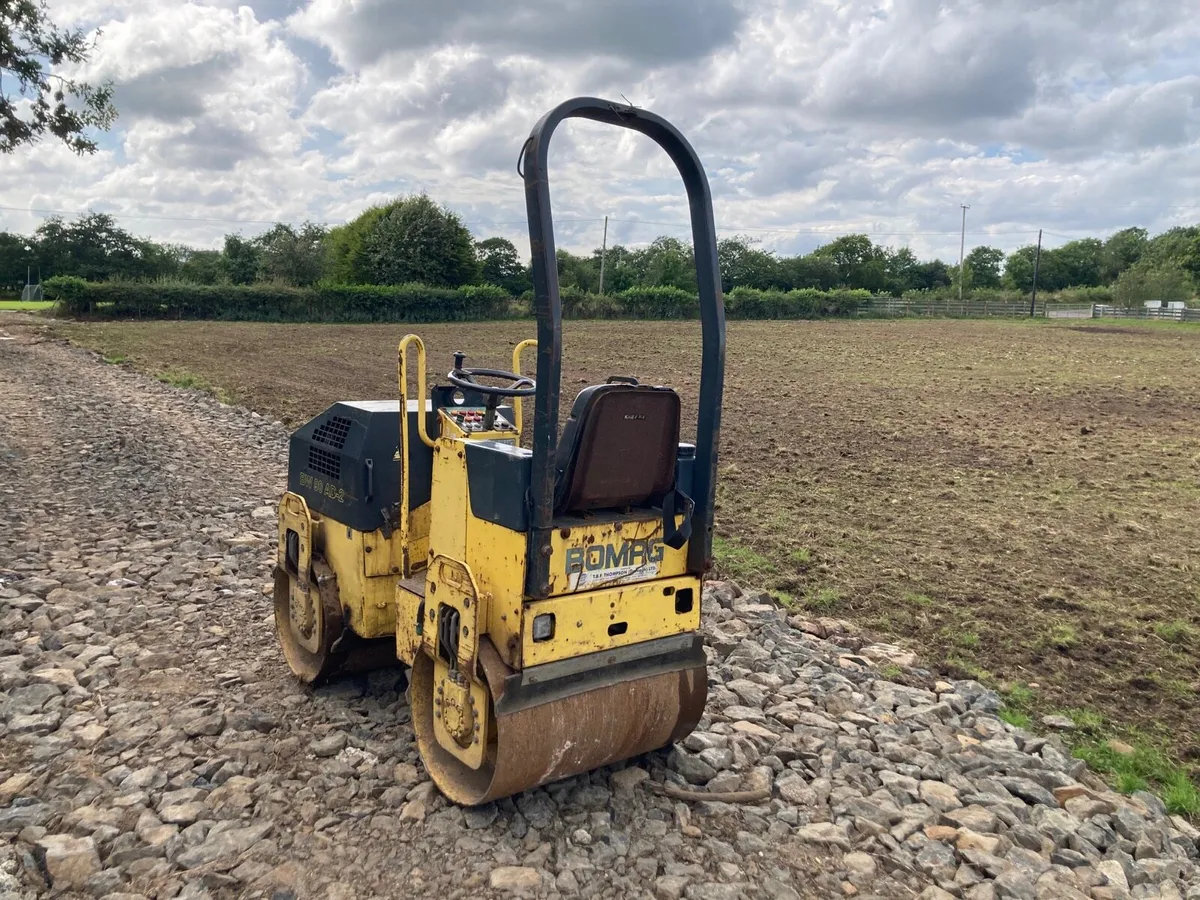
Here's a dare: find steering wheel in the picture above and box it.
[448,352,537,398]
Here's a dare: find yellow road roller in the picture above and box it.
[273,96,726,804]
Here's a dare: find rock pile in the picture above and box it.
[0,325,1197,900]
[680,582,1200,900]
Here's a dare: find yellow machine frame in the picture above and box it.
[277,332,704,793]
[274,95,725,806]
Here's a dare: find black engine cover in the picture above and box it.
[286,400,435,533]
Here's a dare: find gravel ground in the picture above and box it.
[1,321,1198,900]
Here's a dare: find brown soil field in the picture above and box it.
[42,316,1200,763]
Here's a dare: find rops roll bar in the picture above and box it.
[520,97,726,597]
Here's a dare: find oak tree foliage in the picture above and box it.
[1,0,117,154]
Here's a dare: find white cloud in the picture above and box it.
[1,0,1198,259]
[286,0,744,69]
[1010,76,1200,155]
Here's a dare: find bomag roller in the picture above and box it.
[273,97,726,804]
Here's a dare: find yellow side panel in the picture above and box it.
[545,517,690,597]
[361,506,427,579]
[467,518,527,669]
[521,575,701,667]
[428,441,468,565]
[406,501,431,575]
[362,526,400,578]
[421,431,528,668]
[395,584,423,665]
[354,579,396,639]
[321,522,398,640]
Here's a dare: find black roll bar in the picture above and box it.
[521,97,726,598]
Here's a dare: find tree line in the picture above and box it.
[1,4,1196,309]
[3,195,1198,306]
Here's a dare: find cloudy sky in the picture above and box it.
[4,0,1200,262]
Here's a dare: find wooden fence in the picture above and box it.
[1092,305,1200,323]
[859,299,1092,319]
[860,299,1199,323]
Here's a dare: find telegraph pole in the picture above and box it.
[598,215,609,295]
[958,204,970,302]
[1029,229,1043,317]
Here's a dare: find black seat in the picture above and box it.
[554,382,681,515]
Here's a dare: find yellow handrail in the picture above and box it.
[397,335,434,574]
[398,334,435,450]
[511,338,537,437]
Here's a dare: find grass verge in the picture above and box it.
[0,300,54,311]
[155,368,236,404]
[998,687,1200,817]
[1074,739,1200,816]
[712,535,776,584]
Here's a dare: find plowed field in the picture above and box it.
[44,316,1200,762]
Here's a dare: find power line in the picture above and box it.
[943,200,1200,212]
[459,217,601,227]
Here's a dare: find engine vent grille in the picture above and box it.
[313,415,352,449]
[308,445,341,480]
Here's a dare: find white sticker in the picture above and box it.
[569,562,659,591]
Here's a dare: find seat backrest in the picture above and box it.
[555,383,680,514]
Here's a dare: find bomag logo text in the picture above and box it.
[565,539,664,573]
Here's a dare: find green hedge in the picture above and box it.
[726,287,870,319]
[37,276,1142,323]
[44,277,871,322]
[901,285,1117,305]
[44,278,511,322]
[527,285,869,320]
[550,286,698,319]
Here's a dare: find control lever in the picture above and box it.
[483,395,500,431]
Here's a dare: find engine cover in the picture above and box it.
[286,400,433,533]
